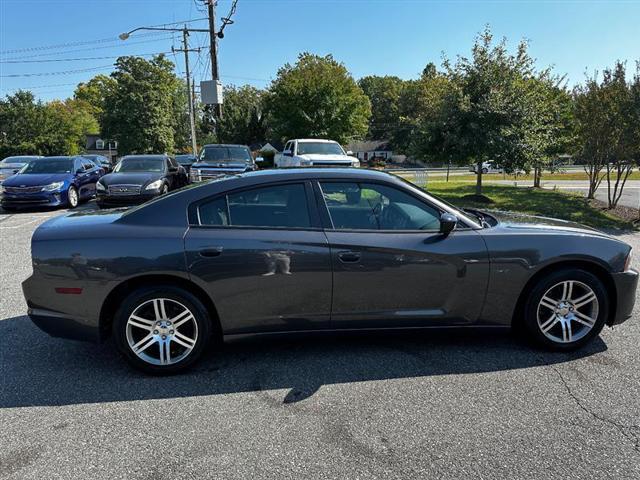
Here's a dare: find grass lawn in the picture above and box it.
[421,181,635,231]
[425,171,640,183]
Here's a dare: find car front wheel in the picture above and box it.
[523,269,608,351]
[113,286,212,374]
[67,186,79,208]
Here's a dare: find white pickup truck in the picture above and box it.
[275,139,360,168]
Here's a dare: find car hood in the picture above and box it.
[100,172,163,187]
[486,210,610,238]
[192,161,251,170]
[298,154,356,162]
[2,173,72,186]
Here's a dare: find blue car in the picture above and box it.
[0,156,102,211]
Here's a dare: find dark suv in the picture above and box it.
[190,144,256,182]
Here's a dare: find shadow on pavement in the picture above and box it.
[0,315,607,408]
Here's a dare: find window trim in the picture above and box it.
[314,179,472,233]
[189,180,322,231]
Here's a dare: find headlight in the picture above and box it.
[190,169,200,181]
[145,179,163,191]
[41,181,64,192]
[96,181,106,191]
[300,160,312,166]
[351,160,360,167]
[625,249,633,271]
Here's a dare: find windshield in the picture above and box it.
[19,158,74,174]
[2,156,39,165]
[296,142,344,156]
[200,146,251,163]
[114,158,164,173]
[176,155,196,163]
[395,174,482,228]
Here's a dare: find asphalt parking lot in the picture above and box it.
[1,202,639,479]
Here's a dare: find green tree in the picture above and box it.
[266,53,371,144]
[358,75,404,141]
[102,55,181,155]
[574,61,639,206]
[428,27,543,195]
[73,74,116,126]
[0,91,46,156]
[203,84,267,145]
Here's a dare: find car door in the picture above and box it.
[316,180,489,329]
[77,158,98,198]
[184,181,332,335]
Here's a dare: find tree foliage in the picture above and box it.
[0,91,98,157]
[202,85,267,146]
[266,53,371,144]
[102,55,182,155]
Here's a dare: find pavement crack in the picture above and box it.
[541,355,640,454]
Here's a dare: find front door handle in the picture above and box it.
[338,251,361,263]
[199,247,223,257]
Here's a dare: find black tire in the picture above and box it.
[1,206,17,212]
[112,285,212,374]
[67,186,79,208]
[482,168,489,174]
[522,268,608,351]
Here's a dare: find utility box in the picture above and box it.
[201,80,224,105]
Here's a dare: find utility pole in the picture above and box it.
[173,28,201,156]
[207,0,223,119]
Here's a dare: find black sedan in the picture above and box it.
[96,154,188,208]
[23,168,637,373]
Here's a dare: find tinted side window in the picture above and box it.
[82,160,94,171]
[320,182,441,231]
[198,184,311,228]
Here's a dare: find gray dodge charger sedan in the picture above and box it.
[23,168,638,373]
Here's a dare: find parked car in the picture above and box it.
[22,168,637,374]
[0,155,43,182]
[1,156,101,210]
[469,161,503,174]
[190,144,255,182]
[275,139,360,168]
[82,154,112,174]
[175,154,197,175]
[96,154,188,208]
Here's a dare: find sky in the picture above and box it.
[0,0,639,102]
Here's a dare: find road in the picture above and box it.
[488,180,640,210]
[1,204,639,479]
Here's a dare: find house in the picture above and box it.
[346,140,395,164]
[84,134,118,163]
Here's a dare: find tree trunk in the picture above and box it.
[533,166,541,188]
[476,160,483,195]
[446,160,451,182]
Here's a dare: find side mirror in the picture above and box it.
[346,150,354,156]
[255,156,264,163]
[283,150,293,157]
[439,212,458,235]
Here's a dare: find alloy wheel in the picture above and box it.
[125,298,198,366]
[68,187,78,207]
[536,280,599,344]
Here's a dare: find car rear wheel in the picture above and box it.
[113,286,211,374]
[523,269,608,351]
[67,186,79,208]
[482,167,489,174]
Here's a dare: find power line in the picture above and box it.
[0,65,115,78]
[0,51,173,64]
[0,18,208,55]
[1,36,177,61]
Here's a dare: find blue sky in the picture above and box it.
[1,0,639,101]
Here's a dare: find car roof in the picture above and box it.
[293,139,339,143]
[201,144,250,149]
[121,155,167,159]
[237,167,392,182]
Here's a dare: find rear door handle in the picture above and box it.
[199,247,223,257]
[338,251,361,263]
